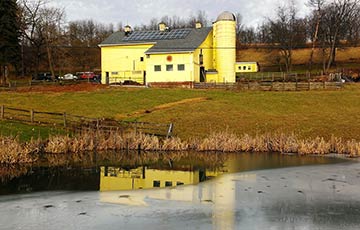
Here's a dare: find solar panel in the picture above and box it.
[123,28,192,41]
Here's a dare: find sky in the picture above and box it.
[47,0,311,28]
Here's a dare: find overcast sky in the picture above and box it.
[47,0,311,28]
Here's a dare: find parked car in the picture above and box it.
[81,72,95,79]
[32,72,54,81]
[78,72,100,82]
[59,73,78,80]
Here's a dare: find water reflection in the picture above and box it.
[99,153,346,192]
[100,166,210,191]
[99,162,360,230]
[0,152,347,196]
[0,152,357,230]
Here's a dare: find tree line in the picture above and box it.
[238,0,360,72]
[1,0,116,83]
[1,0,360,83]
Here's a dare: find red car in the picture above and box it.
[78,72,100,82]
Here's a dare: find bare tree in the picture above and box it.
[19,0,46,75]
[19,0,65,77]
[307,0,326,72]
[317,0,360,72]
[235,12,243,45]
[238,27,257,44]
[186,10,209,28]
[195,10,209,27]
[40,7,65,78]
[265,2,307,72]
[67,20,113,71]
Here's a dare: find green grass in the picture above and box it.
[0,121,66,142]
[0,88,206,119]
[1,85,360,141]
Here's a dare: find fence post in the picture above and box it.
[166,123,174,138]
[30,109,34,123]
[0,105,4,119]
[63,112,67,127]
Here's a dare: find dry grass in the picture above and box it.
[115,97,209,119]
[0,164,29,182]
[2,85,360,142]
[1,130,360,164]
[0,136,39,164]
[237,47,360,68]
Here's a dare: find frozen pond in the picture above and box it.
[0,153,359,229]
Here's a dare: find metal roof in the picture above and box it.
[99,27,212,54]
[123,28,192,41]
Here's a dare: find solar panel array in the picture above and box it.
[122,28,192,41]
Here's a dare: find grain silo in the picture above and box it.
[213,11,236,83]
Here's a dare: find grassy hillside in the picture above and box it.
[237,47,360,72]
[0,121,65,142]
[0,84,360,141]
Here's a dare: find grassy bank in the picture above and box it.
[0,121,65,142]
[1,131,359,164]
[0,84,360,141]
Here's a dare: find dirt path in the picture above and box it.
[116,97,209,119]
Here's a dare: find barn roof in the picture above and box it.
[99,27,212,54]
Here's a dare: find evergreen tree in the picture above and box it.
[0,0,21,83]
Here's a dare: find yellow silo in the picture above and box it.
[213,11,236,83]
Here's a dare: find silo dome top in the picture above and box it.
[216,11,236,21]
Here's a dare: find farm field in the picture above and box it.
[237,47,360,72]
[0,83,360,142]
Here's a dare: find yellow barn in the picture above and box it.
[99,11,237,87]
[235,62,259,73]
[99,166,203,191]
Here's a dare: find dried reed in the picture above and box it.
[0,136,38,164]
[1,130,360,164]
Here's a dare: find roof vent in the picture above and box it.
[195,22,202,29]
[159,22,167,32]
[124,25,132,36]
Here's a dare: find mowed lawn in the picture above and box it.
[1,84,360,141]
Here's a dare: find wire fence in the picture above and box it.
[195,81,343,91]
[0,105,173,138]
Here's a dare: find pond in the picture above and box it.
[0,152,359,230]
[0,152,346,195]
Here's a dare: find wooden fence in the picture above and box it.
[0,79,98,90]
[0,105,173,138]
[194,81,343,91]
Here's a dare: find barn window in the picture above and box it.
[165,181,173,187]
[153,180,160,187]
[154,65,161,72]
[140,57,144,62]
[248,66,251,70]
[178,64,185,71]
[166,64,173,71]
[243,66,246,70]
